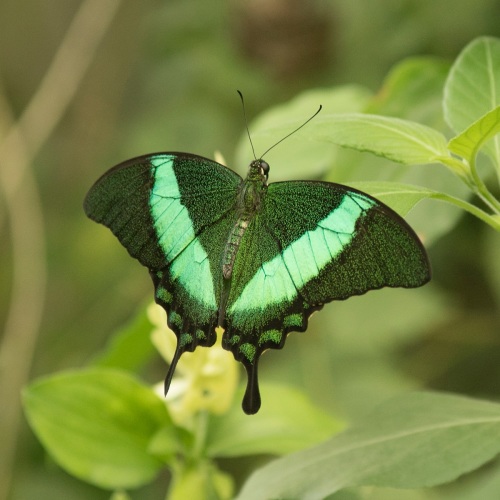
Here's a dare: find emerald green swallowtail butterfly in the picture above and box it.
[84,136,430,414]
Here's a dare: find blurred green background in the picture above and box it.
[1,0,500,499]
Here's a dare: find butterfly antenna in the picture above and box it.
[237,90,257,160]
[260,104,322,159]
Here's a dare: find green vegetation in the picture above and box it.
[2,2,500,499]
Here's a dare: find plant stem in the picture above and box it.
[469,155,500,214]
[436,193,500,231]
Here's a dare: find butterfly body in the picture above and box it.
[84,152,430,414]
[222,159,268,280]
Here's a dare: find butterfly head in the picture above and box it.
[248,159,270,183]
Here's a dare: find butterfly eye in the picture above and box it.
[260,160,270,176]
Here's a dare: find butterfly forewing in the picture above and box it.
[83,155,169,270]
[84,153,242,365]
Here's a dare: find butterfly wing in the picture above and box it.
[224,180,430,413]
[84,153,242,388]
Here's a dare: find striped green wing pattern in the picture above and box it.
[85,154,430,415]
[84,153,242,389]
[223,181,430,413]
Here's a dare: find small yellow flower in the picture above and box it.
[147,303,239,427]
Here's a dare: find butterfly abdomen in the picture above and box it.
[222,169,267,279]
[222,217,251,279]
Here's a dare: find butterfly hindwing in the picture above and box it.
[223,180,430,412]
[84,153,242,384]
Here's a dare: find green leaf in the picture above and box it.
[444,36,500,165]
[23,368,173,489]
[234,85,373,180]
[148,425,192,462]
[91,304,156,371]
[320,124,469,244]
[236,392,500,500]
[336,486,433,500]
[308,113,450,166]
[448,105,500,164]
[168,462,234,500]
[205,383,344,458]
[346,181,435,216]
[346,181,500,231]
[442,460,500,500]
[367,56,450,129]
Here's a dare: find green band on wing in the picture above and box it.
[259,329,282,345]
[228,335,240,345]
[156,286,173,304]
[196,330,206,340]
[150,156,216,309]
[230,193,374,314]
[239,343,256,362]
[283,313,303,328]
[169,311,183,329]
[179,333,193,347]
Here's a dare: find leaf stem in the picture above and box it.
[438,156,500,215]
[434,192,500,231]
[469,154,500,214]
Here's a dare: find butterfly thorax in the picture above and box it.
[222,160,269,280]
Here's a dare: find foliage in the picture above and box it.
[24,330,342,499]
[19,35,500,499]
[237,392,500,499]
[238,37,500,234]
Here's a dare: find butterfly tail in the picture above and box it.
[164,345,182,396]
[242,360,261,415]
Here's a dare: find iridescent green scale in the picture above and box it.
[84,151,430,414]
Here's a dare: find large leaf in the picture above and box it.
[441,460,500,500]
[367,56,450,129]
[307,113,450,166]
[448,105,500,166]
[91,304,156,370]
[205,383,343,458]
[23,368,173,489]
[346,181,435,216]
[346,181,500,231]
[236,392,500,499]
[444,36,500,166]
[166,461,234,500]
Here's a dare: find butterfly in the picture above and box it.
[84,122,430,415]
